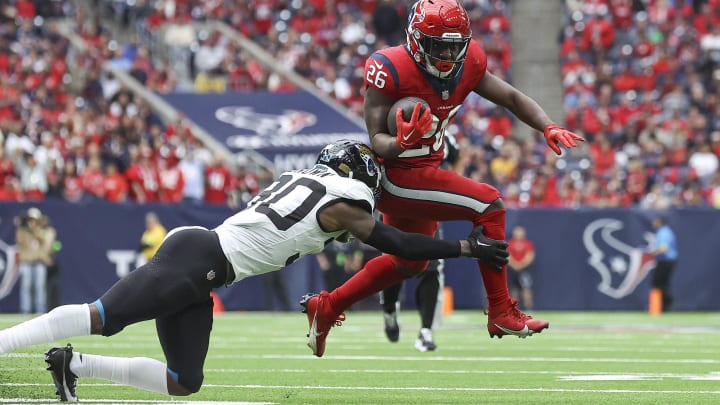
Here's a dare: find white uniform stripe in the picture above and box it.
[381,173,490,214]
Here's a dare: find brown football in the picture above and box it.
[387,97,431,136]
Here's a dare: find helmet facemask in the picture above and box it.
[410,30,470,79]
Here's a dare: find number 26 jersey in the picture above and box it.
[214,167,375,283]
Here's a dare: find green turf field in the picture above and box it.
[1,310,719,404]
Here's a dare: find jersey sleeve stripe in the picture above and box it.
[371,54,400,95]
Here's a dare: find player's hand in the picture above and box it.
[395,102,433,150]
[543,124,585,155]
[466,225,509,271]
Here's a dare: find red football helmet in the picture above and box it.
[406,0,472,79]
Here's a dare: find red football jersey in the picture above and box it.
[81,169,106,198]
[104,173,128,202]
[204,166,231,205]
[364,42,487,169]
[158,165,185,203]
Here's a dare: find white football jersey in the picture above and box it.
[214,166,375,283]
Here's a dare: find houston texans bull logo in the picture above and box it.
[215,106,316,136]
[582,218,656,299]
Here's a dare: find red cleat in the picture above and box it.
[486,299,549,338]
[300,291,345,357]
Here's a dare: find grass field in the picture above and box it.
[0,310,719,404]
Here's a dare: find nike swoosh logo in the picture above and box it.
[402,129,415,141]
[308,311,321,354]
[476,241,491,247]
[374,61,384,70]
[495,323,530,336]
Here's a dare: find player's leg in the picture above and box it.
[18,262,32,314]
[380,282,402,342]
[651,260,674,311]
[42,227,229,400]
[519,272,534,311]
[507,267,522,307]
[33,262,47,314]
[378,166,547,337]
[154,299,215,395]
[414,262,440,352]
[328,215,437,310]
[303,217,437,357]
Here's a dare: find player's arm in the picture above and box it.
[318,201,509,269]
[364,86,404,159]
[474,71,584,154]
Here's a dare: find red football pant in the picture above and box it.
[329,165,510,313]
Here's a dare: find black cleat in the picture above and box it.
[383,311,400,342]
[45,343,78,402]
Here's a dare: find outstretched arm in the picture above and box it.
[318,201,508,269]
[475,72,584,154]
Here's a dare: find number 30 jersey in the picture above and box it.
[214,166,375,283]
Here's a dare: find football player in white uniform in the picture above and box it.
[0,140,508,401]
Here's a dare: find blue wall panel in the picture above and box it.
[1,202,718,312]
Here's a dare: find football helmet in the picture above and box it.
[316,140,382,198]
[406,0,472,79]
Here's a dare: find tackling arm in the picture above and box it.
[319,201,509,269]
[318,201,465,260]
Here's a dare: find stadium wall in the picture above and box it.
[0,202,718,312]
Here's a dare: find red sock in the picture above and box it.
[329,254,408,312]
[475,209,510,310]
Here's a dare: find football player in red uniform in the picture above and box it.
[303,0,584,356]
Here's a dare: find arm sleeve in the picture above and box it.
[363,221,461,260]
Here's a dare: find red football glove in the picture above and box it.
[543,124,585,155]
[395,102,433,150]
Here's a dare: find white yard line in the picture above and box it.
[201,369,720,380]
[1,383,718,395]
[200,353,720,364]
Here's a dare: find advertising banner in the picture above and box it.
[1,203,718,312]
[161,91,367,172]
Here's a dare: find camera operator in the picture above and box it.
[15,207,54,314]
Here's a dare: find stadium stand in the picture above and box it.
[2,0,719,209]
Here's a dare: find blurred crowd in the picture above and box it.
[1,0,718,209]
[0,0,267,206]
[553,0,720,209]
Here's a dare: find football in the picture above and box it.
[387,97,431,136]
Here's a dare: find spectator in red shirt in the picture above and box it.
[104,162,128,203]
[158,155,185,204]
[81,156,106,199]
[204,153,232,205]
[0,147,15,186]
[589,132,616,177]
[480,1,511,33]
[485,107,513,139]
[507,225,536,310]
[61,160,84,203]
[0,176,24,201]
[126,148,160,203]
[625,158,648,203]
[582,9,615,52]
